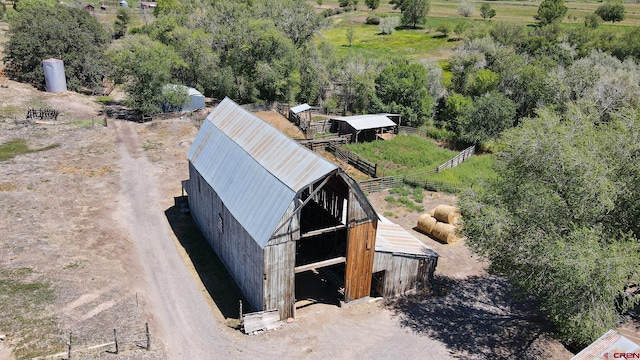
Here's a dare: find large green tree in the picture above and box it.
[534,0,567,25]
[3,3,110,92]
[374,61,434,126]
[595,2,625,23]
[108,35,186,115]
[390,0,430,28]
[459,106,640,346]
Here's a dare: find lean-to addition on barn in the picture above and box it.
[184,98,379,320]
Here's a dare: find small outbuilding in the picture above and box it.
[161,85,205,113]
[139,1,157,9]
[119,0,128,7]
[184,98,379,320]
[331,114,400,143]
[372,215,438,297]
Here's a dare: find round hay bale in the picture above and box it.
[417,213,437,235]
[428,208,436,217]
[433,205,461,225]
[431,222,459,244]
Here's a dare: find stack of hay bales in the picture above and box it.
[417,205,461,244]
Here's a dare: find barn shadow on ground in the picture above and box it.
[165,196,246,324]
[386,274,561,359]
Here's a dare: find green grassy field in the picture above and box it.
[345,134,496,191]
[320,15,462,60]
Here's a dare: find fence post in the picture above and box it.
[68,331,73,360]
[114,329,119,354]
[145,323,151,351]
[239,300,243,326]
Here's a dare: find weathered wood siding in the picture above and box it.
[264,201,299,320]
[372,253,438,297]
[345,221,376,301]
[187,162,264,312]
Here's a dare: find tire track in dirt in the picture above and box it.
[113,120,225,359]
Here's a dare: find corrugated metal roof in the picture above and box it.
[290,103,311,114]
[332,114,397,131]
[187,98,338,248]
[375,215,438,258]
[571,330,640,360]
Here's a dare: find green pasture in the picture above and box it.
[320,15,462,60]
[345,134,496,191]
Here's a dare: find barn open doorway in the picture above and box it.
[294,175,348,308]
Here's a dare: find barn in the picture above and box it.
[331,114,400,143]
[184,98,379,320]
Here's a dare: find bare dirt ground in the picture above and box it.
[0,75,575,360]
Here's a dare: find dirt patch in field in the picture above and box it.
[254,110,305,139]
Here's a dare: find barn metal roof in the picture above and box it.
[375,215,438,258]
[187,98,338,248]
[331,114,398,131]
[571,330,640,360]
[290,103,311,114]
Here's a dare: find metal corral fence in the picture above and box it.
[436,144,476,172]
[327,144,377,178]
[358,174,466,194]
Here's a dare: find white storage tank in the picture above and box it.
[42,58,67,93]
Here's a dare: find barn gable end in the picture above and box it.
[186,98,379,320]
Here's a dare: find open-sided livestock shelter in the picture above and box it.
[331,114,400,143]
[184,98,379,320]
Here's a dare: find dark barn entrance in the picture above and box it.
[294,176,349,307]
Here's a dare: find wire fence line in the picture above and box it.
[32,323,151,360]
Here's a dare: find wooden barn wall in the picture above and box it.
[264,201,299,319]
[344,221,376,301]
[187,163,264,312]
[373,253,438,297]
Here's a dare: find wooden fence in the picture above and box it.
[296,136,350,151]
[397,126,418,135]
[327,144,377,178]
[436,144,476,172]
[358,174,465,194]
[33,323,151,359]
[358,176,404,192]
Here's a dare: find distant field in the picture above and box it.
[320,15,461,60]
[319,0,640,61]
[318,0,640,26]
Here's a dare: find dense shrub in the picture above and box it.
[366,15,381,25]
[379,16,399,34]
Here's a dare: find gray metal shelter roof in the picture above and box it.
[375,215,438,258]
[571,330,640,360]
[290,103,311,114]
[187,98,338,248]
[332,114,397,131]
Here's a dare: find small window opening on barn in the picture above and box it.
[371,271,386,297]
